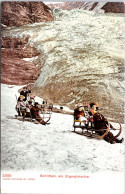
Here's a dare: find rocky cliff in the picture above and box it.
[1,1,54,85]
[1,36,41,85]
[102,2,125,13]
[1,1,54,28]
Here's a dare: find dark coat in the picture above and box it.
[93,113,108,129]
[30,106,39,118]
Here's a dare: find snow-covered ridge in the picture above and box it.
[46,2,125,14]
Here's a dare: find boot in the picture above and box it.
[110,140,116,144]
[115,138,124,143]
[104,136,116,144]
[40,120,46,125]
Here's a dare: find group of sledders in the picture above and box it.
[15,86,124,143]
[15,86,48,125]
[74,102,124,144]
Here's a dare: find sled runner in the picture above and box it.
[73,119,122,139]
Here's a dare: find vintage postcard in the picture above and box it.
[1,1,124,194]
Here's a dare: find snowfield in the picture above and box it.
[1,84,124,194]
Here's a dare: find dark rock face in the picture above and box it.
[47,2,125,13]
[1,37,40,85]
[1,1,52,85]
[1,36,40,58]
[89,2,98,11]
[1,2,54,28]
[102,2,125,13]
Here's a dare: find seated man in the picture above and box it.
[27,96,35,106]
[83,103,90,118]
[25,100,32,117]
[88,102,98,126]
[30,102,46,125]
[89,102,99,118]
[92,103,124,144]
[89,102,98,116]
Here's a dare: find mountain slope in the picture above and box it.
[1,6,124,122]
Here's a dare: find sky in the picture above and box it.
[43,1,64,4]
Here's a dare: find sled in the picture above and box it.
[73,119,122,139]
[15,106,52,124]
[14,114,34,122]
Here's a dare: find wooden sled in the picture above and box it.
[15,107,52,124]
[73,120,122,140]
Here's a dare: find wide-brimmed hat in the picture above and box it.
[20,95,25,99]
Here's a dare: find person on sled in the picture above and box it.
[16,85,32,115]
[87,102,99,127]
[25,96,36,117]
[74,105,88,125]
[16,95,26,116]
[25,98,34,117]
[89,102,124,144]
[27,95,35,106]
[19,86,31,101]
[30,102,46,125]
[82,103,90,117]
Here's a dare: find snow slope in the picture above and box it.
[1,84,124,194]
